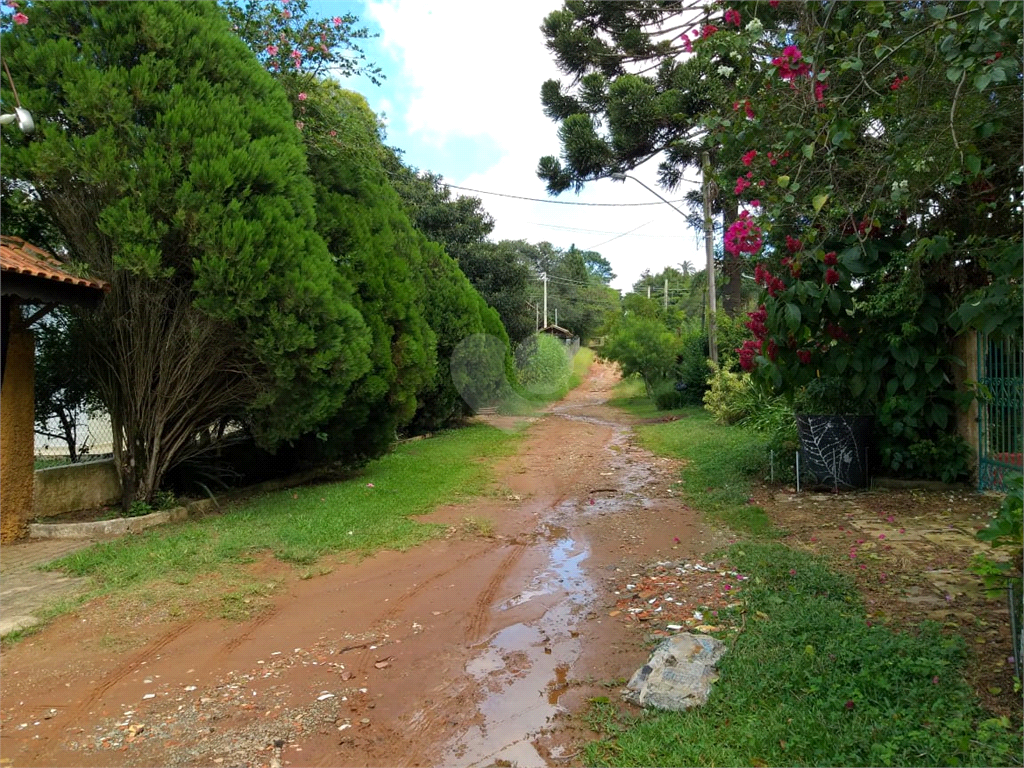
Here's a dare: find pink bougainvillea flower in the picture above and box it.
[724,8,741,26]
[823,250,838,266]
[332,15,343,27]
[825,267,840,286]
[890,75,909,90]
[750,198,761,207]
[734,175,752,195]
[701,24,719,38]
[298,92,307,101]
[290,49,302,59]
[742,149,758,166]
[266,44,279,56]
[12,11,27,24]
[724,583,732,590]
[785,235,803,254]
[744,100,755,119]
[682,35,693,53]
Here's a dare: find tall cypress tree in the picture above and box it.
[0,1,371,503]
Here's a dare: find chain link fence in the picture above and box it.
[34,410,115,468]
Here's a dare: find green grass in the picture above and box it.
[584,543,1022,767]
[46,423,520,592]
[610,383,776,537]
[596,389,1023,767]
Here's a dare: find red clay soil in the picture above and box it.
[0,360,724,768]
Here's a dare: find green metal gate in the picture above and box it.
[977,333,1023,492]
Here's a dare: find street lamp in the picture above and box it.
[610,165,717,364]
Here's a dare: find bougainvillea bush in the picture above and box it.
[687,0,1021,480]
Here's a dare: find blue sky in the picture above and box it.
[315,0,707,292]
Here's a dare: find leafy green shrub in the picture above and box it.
[672,329,711,405]
[516,333,570,396]
[652,381,687,410]
[884,432,974,483]
[972,474,1023,599]
[599,317,678,396]
[703,362,753,424]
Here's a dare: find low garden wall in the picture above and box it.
[33,458,122,519]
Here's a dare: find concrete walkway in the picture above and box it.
[0,537,104,637]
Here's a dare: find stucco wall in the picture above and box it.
[1,322,35,542]
[33,458,122,518]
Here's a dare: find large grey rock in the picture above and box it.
[623,633,727,711]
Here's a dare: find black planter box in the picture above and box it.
[796,414,874,490]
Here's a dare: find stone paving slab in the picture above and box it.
[0,537,104,637]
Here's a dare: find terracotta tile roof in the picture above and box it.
[0,235,109,292]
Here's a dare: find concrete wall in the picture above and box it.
[952,330,979,484]
[33,458,122,519]
[1,319,35,543]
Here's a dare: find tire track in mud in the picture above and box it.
[463,543,529,645]
[348,545,500,675]
[63,619,200,720]
[215,603,281,656]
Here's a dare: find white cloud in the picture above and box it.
[362,0,708,293]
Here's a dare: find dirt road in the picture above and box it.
[0,360,719,768]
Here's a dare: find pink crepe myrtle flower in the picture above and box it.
[298,92,307,101]
[266,44,279,56]
[12,11,27,24]
[333,16,343,27]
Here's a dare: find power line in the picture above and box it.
[442,183,688,207]
[528,221,688,238]
[584,219,656,250]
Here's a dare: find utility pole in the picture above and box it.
[542,272,548,328]
[664,279,669,313]
[702,152,719,364]
[535,302,540,331]
[647,284,651,299]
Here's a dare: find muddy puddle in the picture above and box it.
[441,527,593,768]
[439,408,657,768]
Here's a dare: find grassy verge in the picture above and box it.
[585,543,1020,767]
[611,379,776,537]
[592,387,1022,767]
[46,423,520,593]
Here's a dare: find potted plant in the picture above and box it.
[792,376,874,490]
